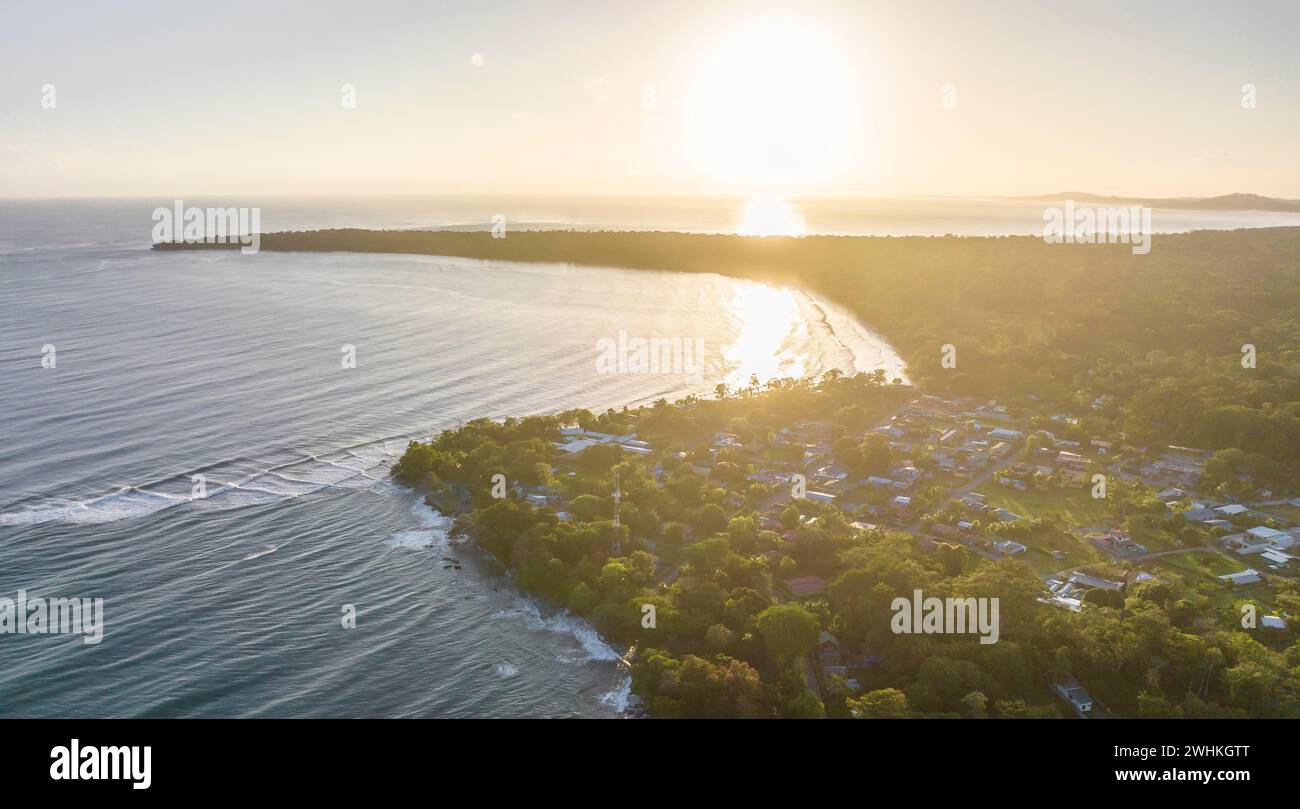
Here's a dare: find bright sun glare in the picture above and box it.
[738,194,806,237]
[684,14,865,189]
[722,284,807,386]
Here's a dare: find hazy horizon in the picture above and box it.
[3,190,1298,203]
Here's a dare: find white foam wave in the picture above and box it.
[0,439,403,527]
[599,676,635,714]
[499,599,621,665]
[0,487,184,526]
[386,530,436,549]
[385,500,453,549]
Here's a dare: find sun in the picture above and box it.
[683,13,865,189]
[738,194,806,237]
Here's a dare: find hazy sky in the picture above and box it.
[2,0,1298,198]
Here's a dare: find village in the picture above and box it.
[520,388,1300,716]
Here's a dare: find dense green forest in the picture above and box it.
[163,227,1300,472]
[388,375,1300,718]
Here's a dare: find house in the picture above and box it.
[711,432,742,448]
[805,490,837,504]
[1068,572,1125,591]
[1056,451,1088,469]
[1052,676,1094,715]
[891,495,912,513]
[993,539,1028,556]
[555,438,598,455]
[1261,615,1287,630]
[1044,595,1083,612]
[1247,526,1286,542]
[1215,504,1249,517]
[555,430,651,456]
[784,575,827,598]
[987,427,1022,441]
[1260,549,1293,567]
[1224,533,1275,555]
[1218,569,1262,588]
[813,464,849,481]
[893,465,922,482]
[1152,452,1206,486]
[816,631,842,665]
[1181,507,1218,523]
[1088,531,1148,558]
[1155,488,1185,502]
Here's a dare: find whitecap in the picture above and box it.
[0,488,183,527]
[500,599,621,664]
[599,676,636,714]
[386,530,437,549]
[385,500,453,549]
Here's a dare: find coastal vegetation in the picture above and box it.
[390,372,1300,719]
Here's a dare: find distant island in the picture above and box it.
[163,226,1300,717]
[1011,192,1300,213]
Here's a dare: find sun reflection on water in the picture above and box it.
[721,284,810,387]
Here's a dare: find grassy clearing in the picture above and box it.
[981,486,1115,526]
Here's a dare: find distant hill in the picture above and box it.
[1018,192,1300,212]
